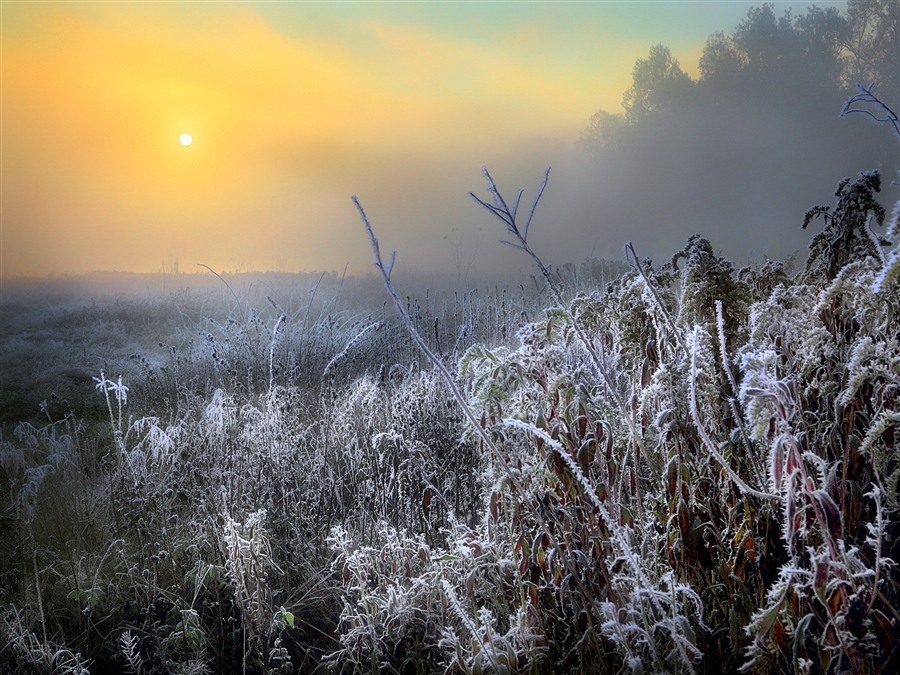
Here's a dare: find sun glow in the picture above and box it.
[179,133,192,146]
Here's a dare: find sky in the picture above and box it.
[0,0,860,279]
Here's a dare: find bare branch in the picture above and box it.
[470,168,653,495]
[511,189,524,222]
[498,239,527,251]
[468,193,514,228]
[482,166,513,216]
[841,83,900,139]
[624,241,687,352]
[523,166,551,243]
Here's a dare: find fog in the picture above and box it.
[537,97,895,269]
[345,102,895,284]
[2,1,897,283]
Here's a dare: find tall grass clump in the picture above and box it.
[330,164,899,674]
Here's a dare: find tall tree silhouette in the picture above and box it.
[622,44,694,123]
[576,2,895,263]
[843,0,899,103]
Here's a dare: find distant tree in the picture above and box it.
[843,0,899,103]
[577,109,627,159]
[581,2,895,161]
[698,31,743,84]
[621,44,694,123]
[699,4,847,93]
[794,5,849,90]
[731,4,797,72]
[578,44,692,158]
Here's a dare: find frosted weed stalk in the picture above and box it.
[219,498,291,672]
[94,370,129,453]
[736,247,900,673]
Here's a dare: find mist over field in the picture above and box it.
[2,1,900,674]
[2,0,897,278]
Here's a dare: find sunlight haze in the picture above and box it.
[0,1,867,277]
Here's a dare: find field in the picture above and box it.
[1,172,899,674]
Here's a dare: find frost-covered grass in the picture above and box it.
[1,172,898,674]
[0,269,549,673]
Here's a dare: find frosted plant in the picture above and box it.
[93,371,129,438]
[1,605,91,675]
[872,196,900,294]
[802,170,887,281]
[221,500,282,670]
[504,417,706,673]
[351,193,607,611]
[119,630,144,674]
[199,388,235,447]
[734,228,899,672]
[321,320,382,380]
[470,170,653,490]
[325,523,449,672]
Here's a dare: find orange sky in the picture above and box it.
[0,1,832,277]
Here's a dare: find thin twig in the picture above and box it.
[689,325,780,502]
[197,263,246,323]
[841,83,900,139]
[625,242,687,353]
[470,169,653,498]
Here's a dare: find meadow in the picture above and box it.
[1,167,898,674]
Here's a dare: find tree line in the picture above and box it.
[580,0,898,159]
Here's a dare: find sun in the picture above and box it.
[179,133,193,146]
